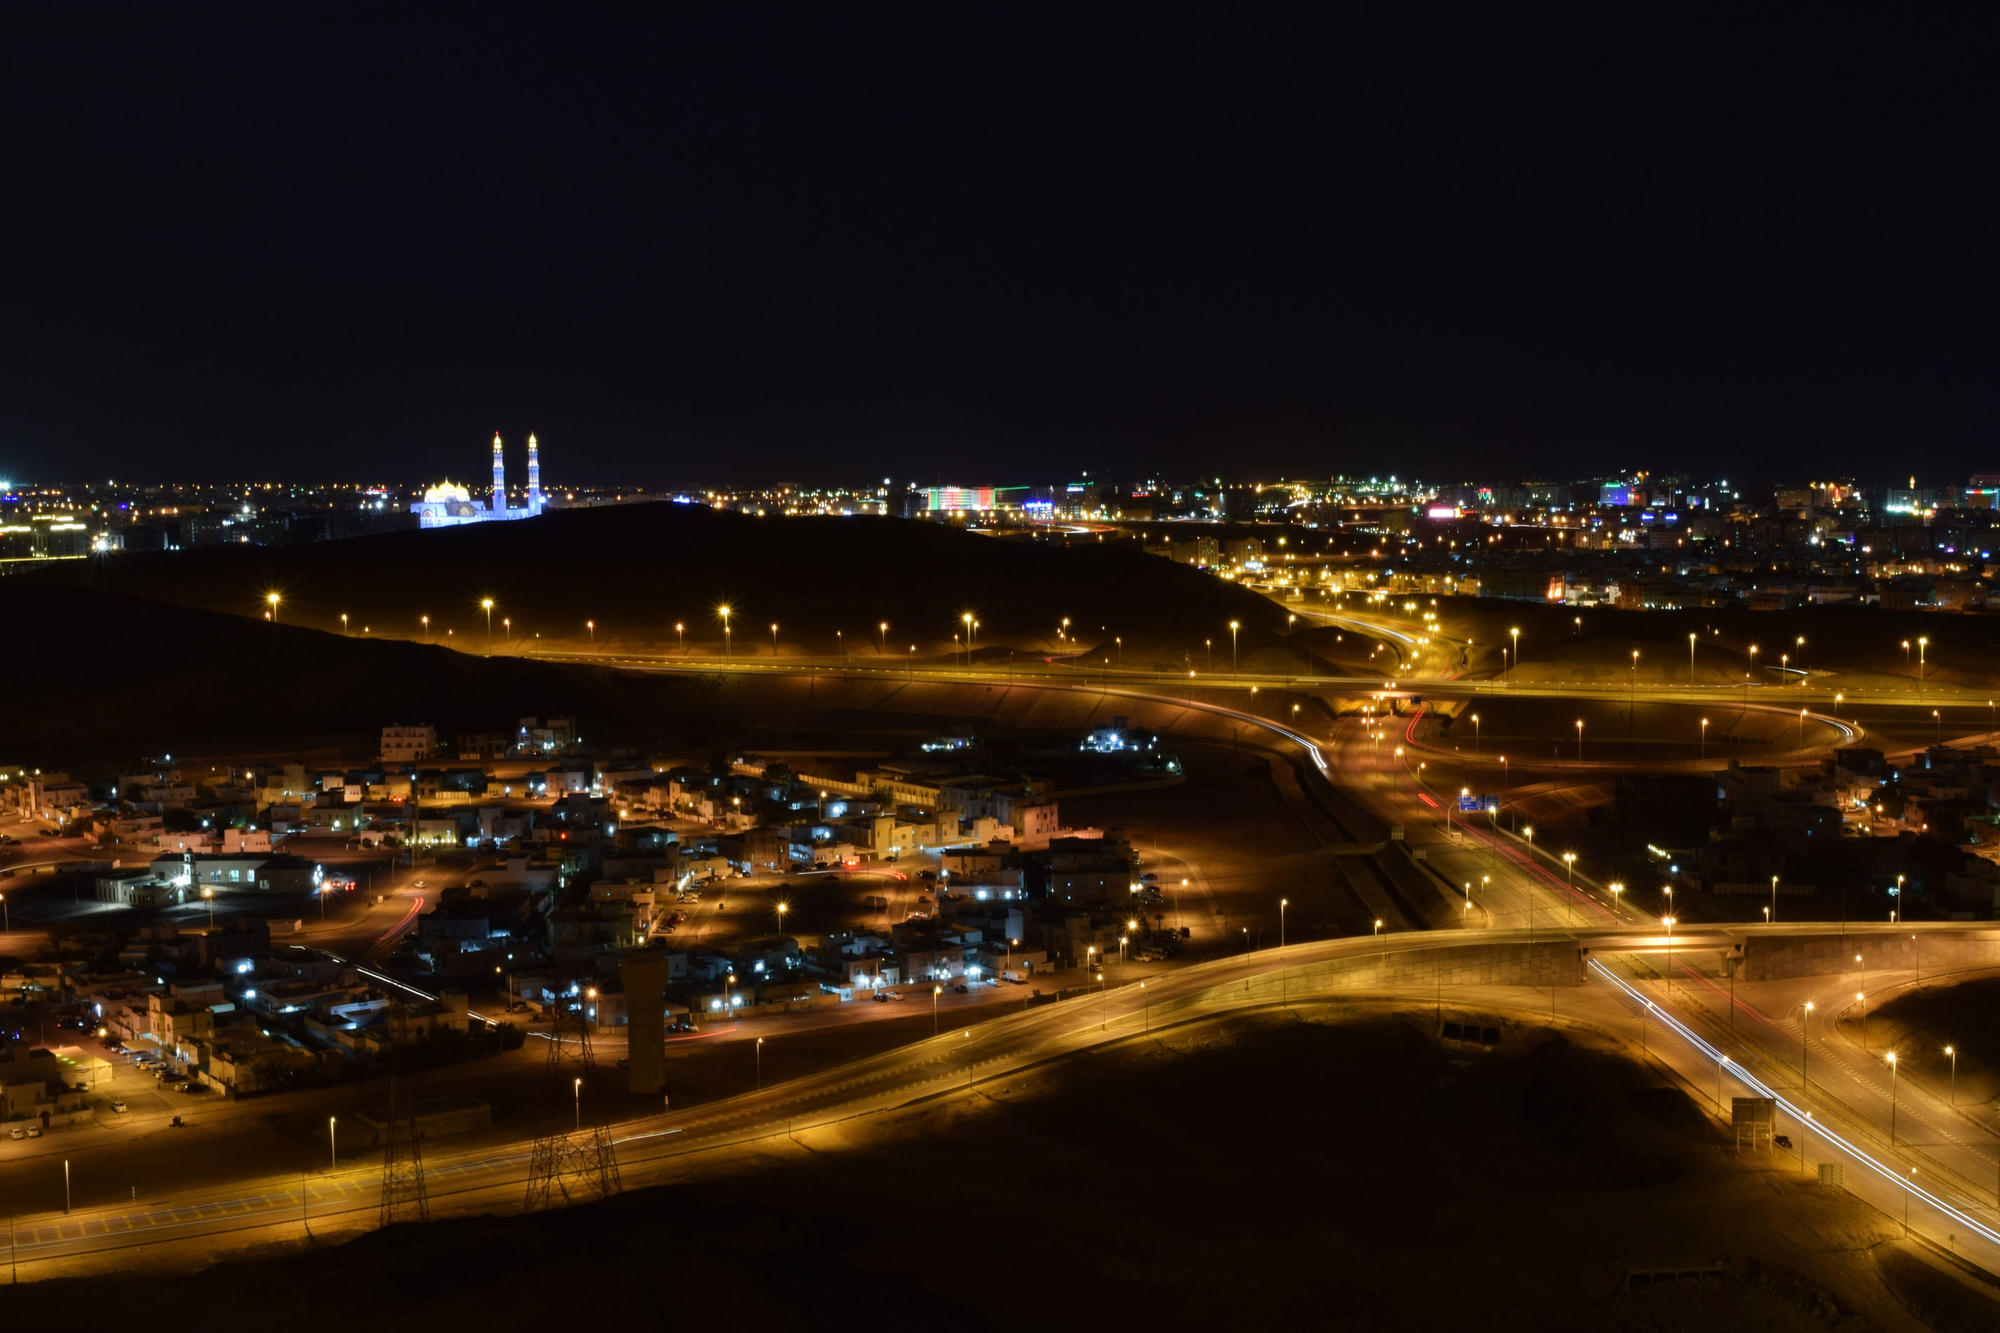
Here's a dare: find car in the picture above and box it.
[882,990,905,1001]
[169,1116,184,1128]
[950,983,969,994]
[1141,872,1159,882]
[179,1082,207,1095]
[6,1127,21,1140]
[918,870,936,881]
[870,991,889,1002]
[110,1100,127,1114]
[25,1125,41,1137]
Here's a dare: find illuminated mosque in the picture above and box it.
[410,432,548,528]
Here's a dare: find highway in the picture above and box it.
[10,920,2000,1280]
[7,641,1997,1279]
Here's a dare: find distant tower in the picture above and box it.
[527,432,543,513]
[524,975,622,1210]
[491,431,507,513]
[378,1075,431,1227]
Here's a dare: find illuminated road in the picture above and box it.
[6,652,1995,1277]
[10,921,2000,1280]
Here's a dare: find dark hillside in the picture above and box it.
[25,506,1284,659]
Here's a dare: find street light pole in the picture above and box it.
[1801,1001,1812,1089]
[1886,1051,1899,1144]
[329,1115,337,1171]
[1946,1044,1957,1106]
[1229,620,1240,678]
[1279,897,1288,949]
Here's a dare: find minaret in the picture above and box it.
[490,432,507,513]
[527,433,543,513]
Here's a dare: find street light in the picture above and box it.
[933,984,942,1036]
[1574,719,1583,762]
[420,614,430,640]
[1801,1001,1813,1087]
[1886,1051,1899,1144]
[1856,991,1868,1050]
[676,622,685,652]
[202,885,214,930]
[1918,635,1928,694]
[1608,882,1624,914]
[770,622,779,655]
[878,621,888,655]
[340,612,349,635]
[1689,631,1697,684]
[481,597,494,642]
[1663,915,1677,993]
[718,604,732,656]
[1946,1044,1957,1105]
[329,1115,337,1171]
[1562,851,1576,886]
[1700,716,1709,759]
[266,591,281,624]
[1770,874,1779,926]
[756,1036,764,1090]
[1279,897,1288,949]
[1471,712,1479,753]
[1229,620,1240,677]
[586,618,595,644]
[574,1075,583,1131]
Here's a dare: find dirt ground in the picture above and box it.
[6,1003,1994,1331]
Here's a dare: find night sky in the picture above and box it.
[3,6,1994,485]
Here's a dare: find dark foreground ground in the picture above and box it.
[3,1005,1996,1331]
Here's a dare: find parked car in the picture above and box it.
[25,1125,41,1137]
[179,1083,207,1095]
[6,1127,22,1140]
[111,1100,128,1113]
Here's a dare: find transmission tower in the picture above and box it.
[524,979,621,1211]
[378,1074,430,1226]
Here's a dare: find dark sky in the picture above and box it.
[3,5,1995,486]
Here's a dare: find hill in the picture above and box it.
[24,506,1286,664]
[0,582,725,765]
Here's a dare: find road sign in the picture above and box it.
[1457,795,1498,813]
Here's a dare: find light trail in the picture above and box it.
[1588,958,2000,1248]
